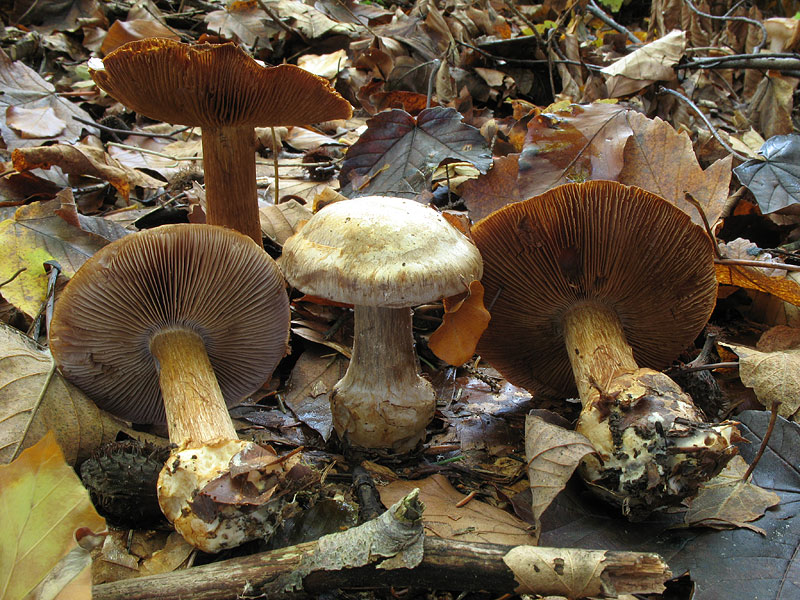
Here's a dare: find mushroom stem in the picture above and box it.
[202,125,262,244]
[332,305,435,451]
[150,327,238,446]
[562,302,638,404]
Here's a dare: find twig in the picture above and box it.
[684,192,723,258]
[333,0,379,38]
[426,59,440,109]
[742,401,780,481]
[0,267,26,288]
[106,142,202,165]
[454,40,604,71]
[659,87,749,161]
[677,361,738,373]
[676,53,800,72]
[271,126,280,203]
[714,257,800,273]
[586,0,640,44]
[73,116,189,140]
[683,0,766,53]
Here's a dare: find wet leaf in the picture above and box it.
[339,107,492,198]
[734,134,800,214]
[0,432,106,600]
[380,474,534,546]
[0,322,124,465]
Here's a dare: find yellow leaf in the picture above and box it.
[715,263,800,307]
[0,432,105,600]
[429,280,491,366]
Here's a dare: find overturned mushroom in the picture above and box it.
[280,196,483,451]
[472,181,738,517]
[89,39,352,243]
[49,224,294,551]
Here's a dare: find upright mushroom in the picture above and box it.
[49,224,293,551]
[280,196,483,451]
[472,181,738,516]
[89,38,353,243]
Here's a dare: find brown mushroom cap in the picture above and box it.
[280,196,483,308]
[473,181,717,397]
[90,38,353,127]
[49,224,290,423]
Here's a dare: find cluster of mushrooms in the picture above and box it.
[48,38,738,552]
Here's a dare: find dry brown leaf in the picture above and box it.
[461,154,521,222]
[685,455,781,532]
[0,322,125,465]
[12,144,164,202]
[379,473,534,546]
[723,343,800,420]
[618,112,731,227]
[525,412,594,539]
[747,72,798,140]
[6,106,66,139]
[602,30,685,97]
[429,280,490,366]
[101,19,181,55]
[259,199,313,247]
[715,263,800,307]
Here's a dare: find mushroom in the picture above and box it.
[472,181,738,516]
[49,224,292,551]
[280,196,483,451]
[89,38,353,243]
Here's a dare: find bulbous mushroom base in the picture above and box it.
[576,368,739,519]
[158,439,294,553]
[331,375,435,452]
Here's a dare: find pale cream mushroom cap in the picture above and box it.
[280,196,483,306]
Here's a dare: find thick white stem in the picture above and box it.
[332,305,435,451]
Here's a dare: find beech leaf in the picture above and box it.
[339,107,492,198]
[0,432,106,600]
[734,133,800,214]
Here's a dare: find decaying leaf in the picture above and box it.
[685,455,781,532]
[723,343,800,420]
[0,432,106,600]
[259,199,313,247]
[284,348,344,440]
[734,133,800,214]
[429,280,490,366]
[716,262,800,307]
[460,154,521,222]
[0,322,124,465]
[525,412,594,539]
[339,107,492,197]
[379,473,534,546]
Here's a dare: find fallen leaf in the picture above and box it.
[0,322,124,465]
[525,412,594,540]
[723,343,800,420]
[339,107,492,198]
[460,154,521,222]
[602,30,685,97]
[0,200,109,317]
[6,106,66,139]
[0,49,95,150]
[734,133,800,214]
[0,432,106,600]
[297,49,348,79]
[715,262,800,307]
[429,280,491,366]
[259,199,313,247]
[101,19,181,55]
[204,5,280,48]
[284,349,345,440]
[685,455,781,532]
[747,72,798,140]
[12,143,164,202]
[379,473,535,546]
[618,111,732,226]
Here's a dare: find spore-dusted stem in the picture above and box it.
[332,305,435,451]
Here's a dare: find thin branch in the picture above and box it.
[0,267,26,288]
[586,0,640,44]
[742,401,780,481]
[658,87,749,161]
[677,53,800,72]
[714,257,800,273]
[73,116,189,140]
[683,0,766,53]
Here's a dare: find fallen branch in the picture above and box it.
[677,52,800,73]
[94,491,670,600]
